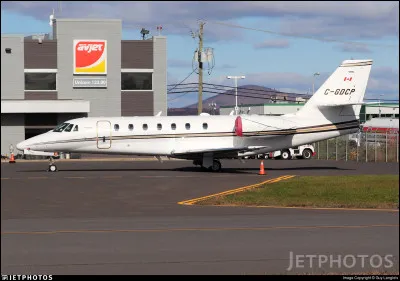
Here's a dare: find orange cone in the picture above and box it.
[9,153,16,164]
[259,160,265,175]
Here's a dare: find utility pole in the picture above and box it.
[197,21,205,115]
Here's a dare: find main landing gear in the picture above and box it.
[193,159,222,172]
[48,156,58,172]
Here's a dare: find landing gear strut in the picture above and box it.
[48,156,58,172]
[193,159,222,172]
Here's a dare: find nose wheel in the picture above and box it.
[47,157,58,172]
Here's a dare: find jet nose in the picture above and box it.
[16,141,26,151]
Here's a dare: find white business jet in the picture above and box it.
[17,59,373,172]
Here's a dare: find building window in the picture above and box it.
[114,124,119,131]
[25,73,56,90]
[143,124,148,130]
[185,123,190,130]
[121,73,152,90]
[171,123,176,130]
[128,124,134,131]
[157,123,162,130]
[203,123,208,130]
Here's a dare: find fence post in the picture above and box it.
[317,142,320,160]
[327,139,329,160]
[385,132,388,163]
[366,133,368,162]
[345,136,348,161]
[397,133,399,163]
[357,135,359,162]
[374,132,377,162]
[335,137,338,161]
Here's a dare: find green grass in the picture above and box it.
[198,175,399,209]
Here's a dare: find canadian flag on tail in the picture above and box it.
[344,77,353,81]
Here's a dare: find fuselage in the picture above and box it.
[16,113,360,159]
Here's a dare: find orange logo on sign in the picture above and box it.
[74,40,107,74]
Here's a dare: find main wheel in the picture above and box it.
[210,160,222,172]
[301,149,313,160]
[281,150,291,160]
[48,164,58,172]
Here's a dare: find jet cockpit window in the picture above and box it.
[73,125,79,131]
[64,123,74,132]
[53,123,69,132]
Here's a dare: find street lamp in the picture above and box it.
[227,75,245,115]
[379,94,384,118]
[312,72,320,95]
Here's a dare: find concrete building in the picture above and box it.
[219,102,399,123]
[1,18,167,155]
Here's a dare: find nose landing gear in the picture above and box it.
[47,156,58,172]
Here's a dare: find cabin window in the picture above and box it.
[185,123,190,130]
[114,124,119,131]
[73,125,79,132]
[203,123,208,130]
[157,123,162,130]
[128,124,134,131]
[171,123,176,130]
[64,123,74,132]
[143,124,148,130]
[53,123,69,132]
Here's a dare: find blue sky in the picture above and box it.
[2,1,399,107]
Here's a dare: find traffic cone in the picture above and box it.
[258,160,265,175]
[9,153,16,164]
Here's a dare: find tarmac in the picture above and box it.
[1,159,399,275]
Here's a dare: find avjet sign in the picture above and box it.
[73,40,107,75]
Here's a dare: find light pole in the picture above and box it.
[312,72,320,95]
[379,94,384,118]
[227,75,245,115]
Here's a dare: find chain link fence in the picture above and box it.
[313,132,399,163]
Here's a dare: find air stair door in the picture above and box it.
[97,120,112,149]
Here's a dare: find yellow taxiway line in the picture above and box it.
[178,175,296,205]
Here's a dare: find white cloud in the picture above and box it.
[335,43,372,53]
[253,39,290,49]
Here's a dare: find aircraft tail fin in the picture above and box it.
[296,59,373,118]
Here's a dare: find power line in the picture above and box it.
[168,83,399,104]
[167,69,197,93]
[206,20,399,49]
[168,82,312,97]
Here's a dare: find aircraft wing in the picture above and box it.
[171,146,264,160]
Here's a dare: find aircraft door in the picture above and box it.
[97,120,112,149]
